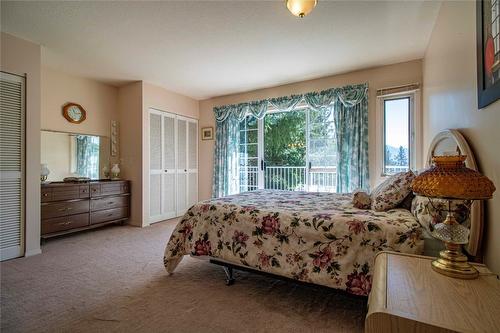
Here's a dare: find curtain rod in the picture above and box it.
[376,83,420,97]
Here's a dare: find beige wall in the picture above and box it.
[41,67,118,137]
[198,60,423,200]
[1,33,42,256]
[118,81,199,227]
[118,82,143,226]
[423,1,500,273]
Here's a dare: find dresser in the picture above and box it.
[365,251,500,333]
[41,180,130,238]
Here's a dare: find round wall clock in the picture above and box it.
[62,103,87,124]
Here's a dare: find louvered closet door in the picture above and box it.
[176,117,188,215]
[187,119,198,207]
[0,72,25,261]
[161,114,176,219]
[149,111,163,222]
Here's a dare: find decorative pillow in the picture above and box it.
[397,192,415,211]
[411,195,470,237]
[371,171,415,212]
[352,190,371,209]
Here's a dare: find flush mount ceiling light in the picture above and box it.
[286,0,317,18]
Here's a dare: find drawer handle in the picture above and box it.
[58,207,73,212]
[107,213,114,217]
[108,201,114,205]
[58,221,72,226]
[43,193,49,197]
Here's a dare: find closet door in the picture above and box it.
[176,117,188,215]
[187,119,198,207]
[161,114,176,219]
[149,110,163,223]
[0,72,25,261]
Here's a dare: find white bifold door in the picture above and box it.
[149,109,198,223]
[0,72,25,261]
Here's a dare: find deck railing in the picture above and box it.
[240,166,337,193]
[384,165,409,174]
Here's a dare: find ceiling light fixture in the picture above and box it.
[286,0,317,18]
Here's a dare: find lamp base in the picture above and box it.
[431,245,479,279]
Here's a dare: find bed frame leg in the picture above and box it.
[223,266,235,286]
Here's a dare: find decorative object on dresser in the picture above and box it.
[366,251,500,333]
[411,155,496,279]
[110,163,121,180]
[62,102,87,124]
[40,163,50,183]
[41,180,130,238]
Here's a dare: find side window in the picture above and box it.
[383,96,412,175]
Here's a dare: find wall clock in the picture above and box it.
[62,103,87,124]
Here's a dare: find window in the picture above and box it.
[382,95,414,175]
[238,105,337,193]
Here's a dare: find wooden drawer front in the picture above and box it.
[101,183,122,196]
[121,182,130,194]
[51,186,80,201]
[79,185,90,198]
[42,200,90,219]
[41,188,52,202]
[90,184,101,197]
[91,196,129,211]
[42,213,89,235]
[91,207,128,225]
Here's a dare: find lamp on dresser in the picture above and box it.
[411,155,496,279]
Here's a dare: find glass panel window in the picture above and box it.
[383,97,410,175]
[239,115,259,192]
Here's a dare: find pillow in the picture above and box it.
[371,171,415,211]
[411,195,470,237]
[352,190,371,209]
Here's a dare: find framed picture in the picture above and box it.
[477,0,500,108]
[201,127,214,140]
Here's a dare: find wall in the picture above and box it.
[118,82,143,226]
[1,32,42,256]
[41,67,118,137]
[118,81,199,227]
[198,60,423,200]
[423,1,500,273]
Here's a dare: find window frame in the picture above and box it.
[378,91,418,177]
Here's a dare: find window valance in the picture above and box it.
[213,83,368,123]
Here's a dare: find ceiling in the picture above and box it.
[1,1,441,100]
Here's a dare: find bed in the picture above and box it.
[163,190,423,296]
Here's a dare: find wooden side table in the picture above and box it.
[365,251,500,333]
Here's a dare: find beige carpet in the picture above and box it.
[1,219,367,333]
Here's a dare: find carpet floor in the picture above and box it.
[1,219,367,333]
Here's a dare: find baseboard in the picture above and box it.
[25,248,42,257]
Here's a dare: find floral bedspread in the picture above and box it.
[163,190,424,296]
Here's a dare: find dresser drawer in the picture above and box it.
[90,207,128,225]
[42,213,89,235]
[79,185,90,198]
[52,187,80,201]
[42,200,90,219]
[91,195,129,211]
[90,184,101,197]
[100,183,122,196]
[41,188,52,202]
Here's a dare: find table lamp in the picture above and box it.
[411,155,495,279]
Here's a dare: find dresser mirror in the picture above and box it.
[41,130,110,181]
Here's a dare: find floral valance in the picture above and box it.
[213,83,368,123]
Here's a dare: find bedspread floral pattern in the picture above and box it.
[164,190,424,296]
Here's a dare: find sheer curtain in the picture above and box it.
[212,83,369,197]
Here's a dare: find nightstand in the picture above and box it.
[365,251,500,333]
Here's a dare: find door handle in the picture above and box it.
[308,162,312,170]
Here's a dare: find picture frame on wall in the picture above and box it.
[201,127,214,140]
[477,0,500,108]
